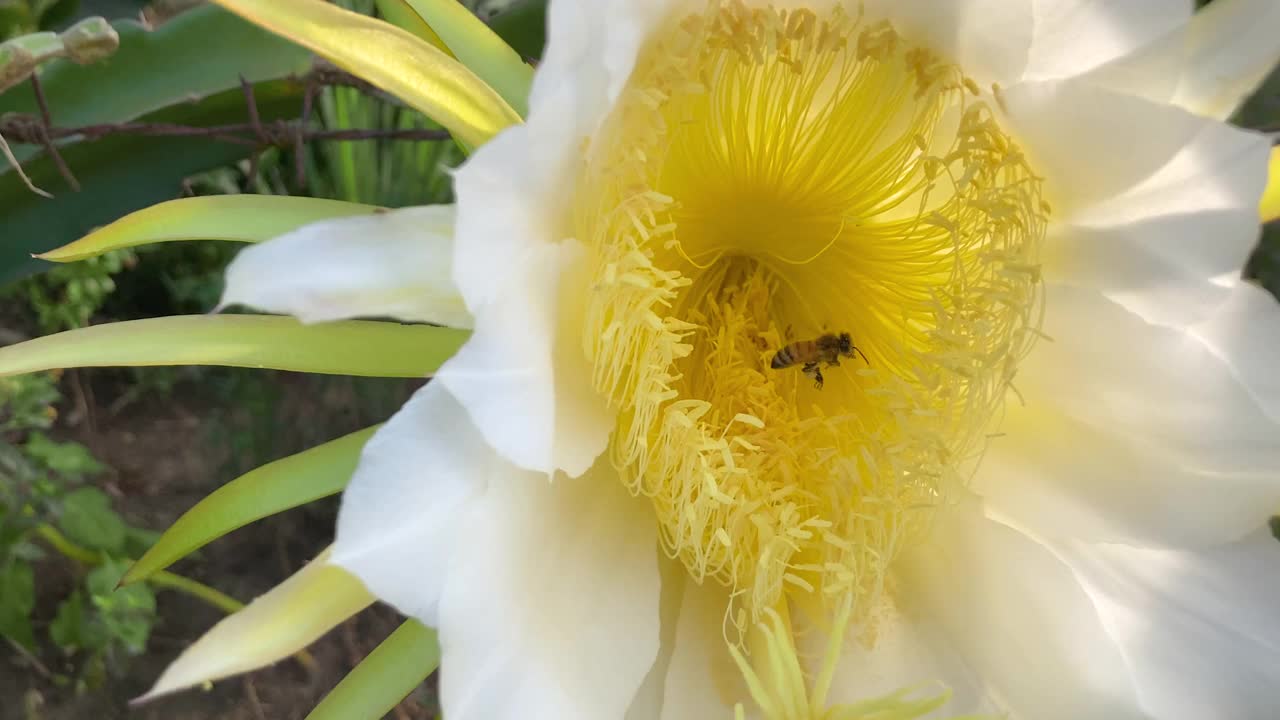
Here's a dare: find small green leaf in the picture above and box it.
[88,560,156,655]
[40,196,383,263]
[23,432,104,479]
[0,561,36,648]
[306,620,440,720]
[59,487,126,553]
[50,590,108,653]
[398,0,533,116]
[125,425,378,584]
[0,315,469,379]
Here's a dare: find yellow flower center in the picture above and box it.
[577,1,1046,645]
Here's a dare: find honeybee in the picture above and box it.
[770,332,868,389]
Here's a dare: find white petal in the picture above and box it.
[1190,278,1280,426]
[1084,0,1280,120]
[1044,105,1264,324]
[826,604,994,716]
[656,575,744,720]
[331,382,495,626]
[451,0,672,311]
[1000,77,1210,216]
[864,0,1033,85]
[977,401,1280,546]
[221,205,471,328]
[140,549,373,701]
[1056,531,1280,719]
[1023,0,1191,81]
[1042,109,1269,327]
[1019,285,1280,480]
[892,498,1146,719]
[436,461,662,720]
[435,239,614,478]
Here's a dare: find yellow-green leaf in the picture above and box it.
[398,0,533,117]
[305,620,440,720]
[1262,145,1280,224]
[212,0,520,150]
[374,0,450,55]
[38,196,382,263]
[0,316,468,378]
[124,426,380,585]
[137,548,373,701]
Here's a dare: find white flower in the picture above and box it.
[222,0,1280,718]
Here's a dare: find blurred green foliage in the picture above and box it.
[0,419,159,692]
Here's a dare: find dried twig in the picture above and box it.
[0,66,451,197]
[29,74,80,191]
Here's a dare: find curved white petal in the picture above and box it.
[221,205,471,328]
[1019,285,1280,482]
[1083,0,1280,120]
[891,498,1146,719]
[436,461,662,720]
[1190,278,1280,426]
[140,548,373,701]
[1000,77,1212,217]
[655,575,744,720]
[435,240,614,478]
[1056,531,1280,719]
[978,401,1280,547]
[1043,117,1269,327]
[332,382,497,625]
[1023,0,1191,81]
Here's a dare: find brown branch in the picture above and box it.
[29,74,80,191]
[0,66,452,198]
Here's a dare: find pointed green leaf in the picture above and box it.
[212,0,520,150]
[0,316,468,378]
[124,426,379,585]
[139,548,374,701]
[305,620,440,720]
[374,0,451,55]
[398,0,532,117]
[39,196,382,263]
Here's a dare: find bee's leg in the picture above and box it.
[803,362,824,390]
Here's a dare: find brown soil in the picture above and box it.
[1,368,433,720]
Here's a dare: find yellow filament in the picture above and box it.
[577,1,1045,641]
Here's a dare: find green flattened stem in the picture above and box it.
[0,316,468,378]
[397,0,533,116]
[38,196,382,263]
[123,426,380,585]
[212,0,520,150]
[305,620,441,720]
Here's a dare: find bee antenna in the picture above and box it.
[854,346,870,365]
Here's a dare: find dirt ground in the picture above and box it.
[1,368,433,720]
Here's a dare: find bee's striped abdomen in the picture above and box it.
[770,347,794,369]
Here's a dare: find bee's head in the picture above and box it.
[837,332,853,354]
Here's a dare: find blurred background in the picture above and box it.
[0,1,1276,718]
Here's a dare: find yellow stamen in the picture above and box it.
[577,0,1044,649]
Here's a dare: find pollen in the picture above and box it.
[576,1,1046,635]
